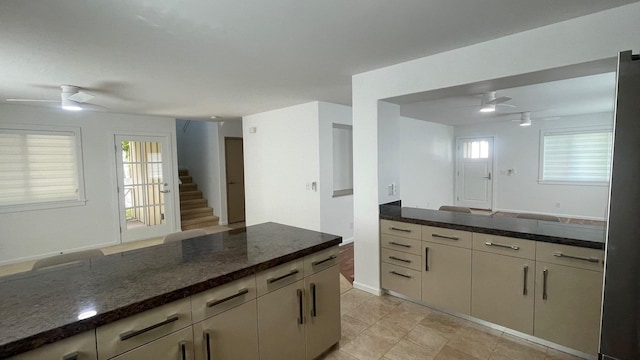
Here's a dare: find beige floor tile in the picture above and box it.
[340,332,397,360]
[404,324,448,354]
[364,321,406,343]
[435,345,485,360]
[341,314,369,342]
[341,289,371,314]
[376,309,426,334]
[383,339,438,360]
[447,326,500,360]
[490,334,547,360]
[340,274,354,294]
[319,348,361,360]
[346,298,399,326]
[396,300,434,316]
[545,348,587,360]
[419,311,466,338]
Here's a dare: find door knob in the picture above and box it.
[483,172,492,180]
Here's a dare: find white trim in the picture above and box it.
[339,237,354,246]
[352,281,382,296]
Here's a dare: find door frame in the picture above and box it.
[224,136,245,224]
[110,131,180,243]
[455,136,496,210]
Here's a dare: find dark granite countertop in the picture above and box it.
[0,222,341,358]
[380,204,605,250]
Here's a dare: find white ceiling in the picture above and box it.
[0,1,636,120]
[399,72,617,127]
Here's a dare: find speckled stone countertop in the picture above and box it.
[0,222,341,358]
[380,204,605,250]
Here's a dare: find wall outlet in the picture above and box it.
[248,126,257,134]
[387,184,393,196]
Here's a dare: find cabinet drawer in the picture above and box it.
[381,248,421,271]
[380,220,421,239]
[304,246,339,276]
[109,326,194,360]
[96,298,192,359]
[191,276,257,323]
[9,331,97,360]
[256,259,305,297]
[422,226,472,249]
[472,233,535,260]
[381,262,421,300]
[536,242,604,272]
[381,234,421,255]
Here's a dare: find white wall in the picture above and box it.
[243,102,321,231]
[319,102,354,243]
[455,112,612,219]
[377,102,401,204]
[399,116,455,210]
[0,104,178,264]
[352,3,640,294]
[216,120,243,225]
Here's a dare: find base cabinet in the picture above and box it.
[110,326,194,360]
[193,300,259,360]
[305,265,341,360]
[534,262,603,355]
[421,241,471,315]
[9,331,97,360]
[471,251,534,334]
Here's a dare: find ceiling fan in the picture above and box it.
[6,85,103,111]
[478,91,515,112]
[499,111,562,127]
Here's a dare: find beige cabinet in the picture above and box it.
[193,300,259,360]
[421,241,471,314]
[380,221,423,300]
[304,265,341,360]
[110,326,194,360]
[534,242,604,355]
[257,279,307,360]
[9,331,97,360]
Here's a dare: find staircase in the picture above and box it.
[179,169,219,230]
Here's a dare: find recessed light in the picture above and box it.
[210,116,217,119]
[480,104,496,113]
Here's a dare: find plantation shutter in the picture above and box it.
[542,130,613,183]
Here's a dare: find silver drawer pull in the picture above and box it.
[119,314,180,341]
[485,241,519,250]
[311,255,337,267]
[389,256,411,263]
[206,288,249,308]
[553,251,599,263]
[63,353,78,360]
[432,233,459,241]
[389,271,412,279]
[390,226,412,233]
[389,241,411,248]
[267,269,300,284]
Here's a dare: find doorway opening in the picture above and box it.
[225,137,246,224]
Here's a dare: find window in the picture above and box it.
[462,140,490,159]
[539,127,613,184]
[0,124,85,212]
[332,123,353,197]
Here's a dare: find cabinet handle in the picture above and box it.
[179,341,187,360]
[390,227,411,233]
[425,247,429,271]
[389,271,412,279]
[432,233,459,241]
[553,251,599,263]
[297,289,304,325]
[542,269,548,300]
[522,265,528,296]
[206,288,249,308]
[119,314,180,341]
[310,283,317,317]
[311,255,337,267]
[485,241,519,251]
[389,256,411,263]
[267,269,299,284]
[389,241,411,248]
[204,331,212,360]
[62,352,78,360]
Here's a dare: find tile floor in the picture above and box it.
[321,287,584,360]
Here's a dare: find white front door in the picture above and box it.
[456,137,494,210]
[115,134,176,242]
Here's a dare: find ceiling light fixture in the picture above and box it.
[520,112,532,127]
[60,85,83,111]
[61,98,82,111]
[480,92,496,112]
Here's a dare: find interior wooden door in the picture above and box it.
[224,137,245,224]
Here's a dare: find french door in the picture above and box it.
[114,134,175,242]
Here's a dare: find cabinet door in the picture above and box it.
[110,326,194,360]
[472,251,534,334]
[422,242,471,315]
[193,300,259,360]
[534,262,603,355]
[257,280,306,360]
[9,331,96,360]
[305,265,341,360]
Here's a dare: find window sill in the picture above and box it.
[0,199,88,214]
[332,189,353,198]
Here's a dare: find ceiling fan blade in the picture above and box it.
[80,103,107,111]
[68,91,94,103]
[497,103,516,108]
[6,98,58,103]
[487,96,512,105]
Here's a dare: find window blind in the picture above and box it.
[0,129,80,206]
[541,130,613,183]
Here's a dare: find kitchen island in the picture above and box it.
[0,222,342,359]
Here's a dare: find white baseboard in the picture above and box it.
[339,237,354,246]
[352,281,382,296]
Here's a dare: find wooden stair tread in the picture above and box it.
[181,207,213,215]
[181,215,220,226]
